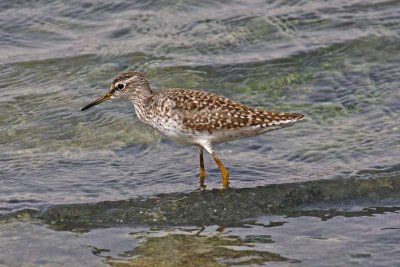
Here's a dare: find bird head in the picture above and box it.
[81,71,151,111]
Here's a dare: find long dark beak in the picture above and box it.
[81,92,112,111]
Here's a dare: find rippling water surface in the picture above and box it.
[1,0,400,266]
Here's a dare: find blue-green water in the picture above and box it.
[1,0,400,266]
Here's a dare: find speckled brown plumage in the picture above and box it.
[151,88,303,131]
[82,71,305,188]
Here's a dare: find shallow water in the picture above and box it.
[1,0,400,266]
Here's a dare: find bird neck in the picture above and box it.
[127,86,153,106]
[127,86,154,121]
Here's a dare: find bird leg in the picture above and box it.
[212,151,230,188]
[199,148,206,189]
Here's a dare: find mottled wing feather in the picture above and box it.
[154,88,304,131]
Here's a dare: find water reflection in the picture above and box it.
[102,228,298,267]
[1,202,399,266]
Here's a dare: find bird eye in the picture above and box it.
[117,83,125,90]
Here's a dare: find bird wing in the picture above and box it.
[154,88,303,131]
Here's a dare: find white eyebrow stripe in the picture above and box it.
[125,76,138,83]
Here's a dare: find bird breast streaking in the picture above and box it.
[82,71,304,189]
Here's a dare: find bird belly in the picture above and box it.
[144,116,295,146]
[205,123,292,145]
[146,117,201,145]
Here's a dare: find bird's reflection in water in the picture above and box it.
[92,227,300,267]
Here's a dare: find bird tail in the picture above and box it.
[262,111,304,126]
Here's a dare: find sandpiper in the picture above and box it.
[81,71,304,188]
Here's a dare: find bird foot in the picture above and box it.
[198,184,207,191]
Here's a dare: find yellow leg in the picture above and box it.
[212,152,229,188]
[199,148,206,189]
